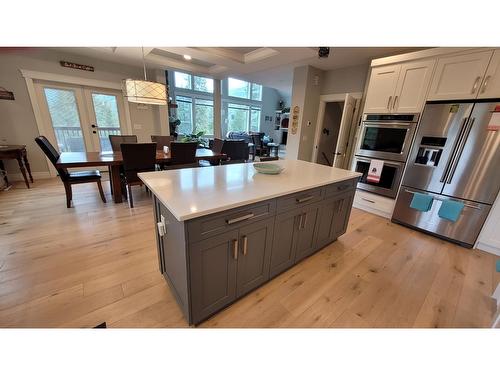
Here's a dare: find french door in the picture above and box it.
[35,80,127,155]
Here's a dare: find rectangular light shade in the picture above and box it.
[122,79,167,105]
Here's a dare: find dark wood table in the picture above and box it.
[56,149,227,203]
[0,145,33,189]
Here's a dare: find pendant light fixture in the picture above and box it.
[122,47,167,105]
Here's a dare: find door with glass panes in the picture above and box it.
[35,81,127,167]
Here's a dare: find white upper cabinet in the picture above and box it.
[428,50,493,101]
[363,65,401,113]
[478,49,500,99]
[393,59,436,113]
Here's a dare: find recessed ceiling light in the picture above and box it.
[183,54,192,61]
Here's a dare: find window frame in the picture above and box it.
[171,70,215,137]
[227,77,262,101]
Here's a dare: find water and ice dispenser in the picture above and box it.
[414,137,447,167]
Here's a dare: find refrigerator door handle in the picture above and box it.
[440,117,469,183]
[446,117,475,184]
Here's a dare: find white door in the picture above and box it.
[363,64,401,114]
[333,94,356,169]
[393,59,436,113]
[36,81,127,154]
[427,50,493,101]
[478,49,500,99]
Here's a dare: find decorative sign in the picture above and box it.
[60,61,94,72]
[291,106,300,135]
[0,87,14,100]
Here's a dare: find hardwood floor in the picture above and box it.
[0,177,498,328]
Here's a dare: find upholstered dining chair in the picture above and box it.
[120,143,157,208]
[35,136,106,208]
[166,142,199,170]
[109,135,137,152]
[221,139,249,164]
[200,138,225,167]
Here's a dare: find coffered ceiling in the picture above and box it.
[57,47,426,95]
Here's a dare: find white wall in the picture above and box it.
[0,48,165,175]
[287,65,323,161]
[321,64,369,95]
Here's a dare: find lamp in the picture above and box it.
[122,47,167,105]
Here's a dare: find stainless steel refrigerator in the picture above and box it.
[392,101,500,247]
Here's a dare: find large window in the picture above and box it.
[228,78,262,101]
[227,103,261,133]
[172,71,214,136]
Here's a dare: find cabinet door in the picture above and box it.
[393,59,435,113]
[427,50,493,100]
[478,49,500,99]
[331,191,355,239]
[236,218,274,297]
[190,229,239,324]
[294,204,321,262]
[363,64,401,114]
[269,209,299,278]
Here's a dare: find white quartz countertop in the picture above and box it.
[138,160,361,221]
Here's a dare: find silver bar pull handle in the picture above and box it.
[480,75,491,94]
[302,213,307,229]
[393,95,398,110]
[226,212,254,225]
[471,76,481,94]
[232,239,238,260]
[387,96,392,110]
[446,118,475,184]
[297,213,304,230]
[361,197,375,204]
[296,195,314,204]
[440,118,468,183]
[242,235,248,256]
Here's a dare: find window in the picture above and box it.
[174,71,213,93]
[228,78,262,101]
[194,76,214,93]
[172,71,215,136]
[174,72,191,90]
[176,95,214,135]
[227,103,261,133]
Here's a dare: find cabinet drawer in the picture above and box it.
[187,199,276,243]
[323,179,356,197]
[276,187,323,213]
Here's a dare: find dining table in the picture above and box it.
[56,149,227,203]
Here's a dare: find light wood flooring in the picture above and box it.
[0,177,498,328]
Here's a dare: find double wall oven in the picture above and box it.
[353,113,419,198]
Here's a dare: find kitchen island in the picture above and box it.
[139,160,361,325]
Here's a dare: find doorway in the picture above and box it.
[34,80,127,154]
[312,93,361,169]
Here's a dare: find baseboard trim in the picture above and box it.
[475,241,500,257]
[6,171,52,182]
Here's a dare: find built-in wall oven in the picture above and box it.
[356,113,419,162]
[353,156,404,198]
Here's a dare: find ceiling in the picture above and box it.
[58,47,426,95]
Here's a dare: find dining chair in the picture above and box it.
[221,139,249,164]
[120,143,156,208]
[250,134,267,159]
[151,135,173,150]
[200,138,225,167]
[35,136,106,208]
[166,142,199,170]
[109,135,138,152]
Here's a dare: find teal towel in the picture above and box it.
[438,199,465,222]
[496,260,500,273]
[410,192,433,212]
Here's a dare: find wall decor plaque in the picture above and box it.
[291,106,300,135]
[60,61,94,72]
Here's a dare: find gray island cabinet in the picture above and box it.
[139,160,361,325]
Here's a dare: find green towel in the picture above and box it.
[438,199,465,222]
[410,192,433,212]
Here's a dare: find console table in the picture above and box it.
[0,145,33,189]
